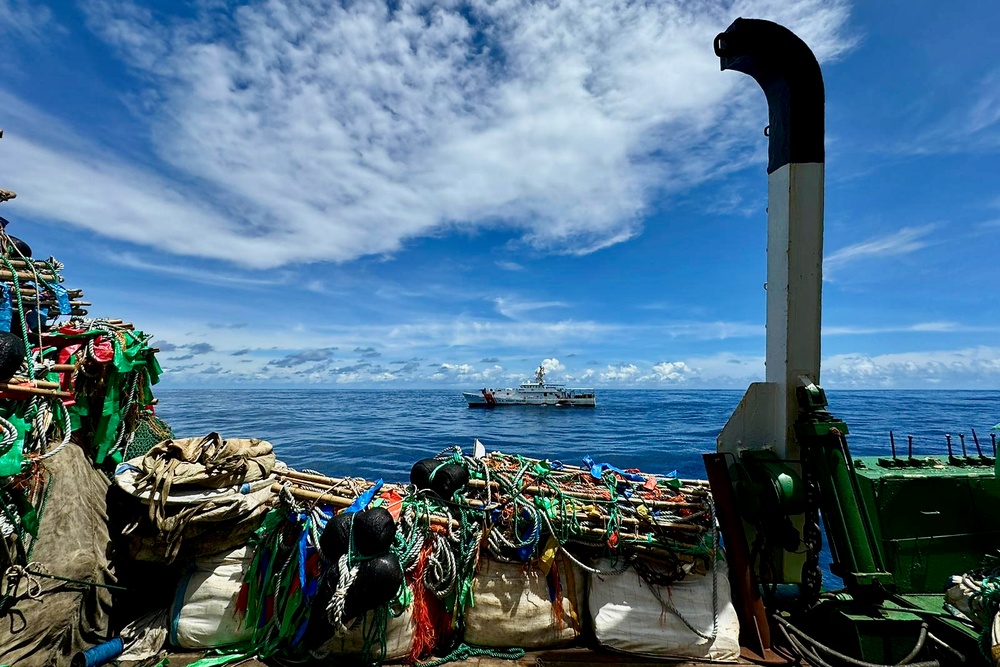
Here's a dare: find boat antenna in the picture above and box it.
[536,364,545,385]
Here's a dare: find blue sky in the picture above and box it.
[1,0,998,389]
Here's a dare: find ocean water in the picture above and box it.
[155,388,999,586]
[155,389,1000,483]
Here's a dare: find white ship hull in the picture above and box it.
[463,387,596,407]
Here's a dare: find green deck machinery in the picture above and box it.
[705,18,997,667]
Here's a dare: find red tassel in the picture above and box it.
[408,540,454,662]
[550,557,565,631]
[234,582,250,621]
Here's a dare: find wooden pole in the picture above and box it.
[1,259,62,272]
[14,288,83,299]
[0,383,72,398]
[271,482,457,528]
[8,377,61,389]
[466,477,703,509]
[462,494,705,534]
[275,468,405,493]
[0,269,61,282]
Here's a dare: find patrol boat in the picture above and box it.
[463,365,596,407]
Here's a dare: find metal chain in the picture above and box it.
[801,448,824,603]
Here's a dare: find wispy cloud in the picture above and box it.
[824,321,959,335]
[493,296,569,320]
[3,0,853,269]
[107,252,285,288]
[495,261,524,272]
[0,0,58,42]
[824,225,935,278]
[903,69,1000,155]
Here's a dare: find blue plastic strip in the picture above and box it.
[344,479,384,513]
[170,565,198,647]
[0,285,11,333]
[25,307,47,332]
[114,463,141,476]
[298,521,308,590]
[48,282,71,316]
[582,455,646,482]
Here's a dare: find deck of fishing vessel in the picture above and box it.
[2,15,996,667]
[139,648,776,666]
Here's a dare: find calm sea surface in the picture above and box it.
[155,389,1000,482]
[155,389,1000,586]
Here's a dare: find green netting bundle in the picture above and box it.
[122,410,174,462]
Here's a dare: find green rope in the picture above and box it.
[416,642,525,667]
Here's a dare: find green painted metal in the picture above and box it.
[852,454,1000,594]
[794,384,894,595]
[731,449,807,582]
[794,598,929,665]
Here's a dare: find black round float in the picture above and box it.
[0,332,26,382]
[410,457,469,499]
[320,507,396,559]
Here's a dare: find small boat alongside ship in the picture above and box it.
[463,365,596,407]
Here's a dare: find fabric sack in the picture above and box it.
[589,558,740,662]
[170,546,253,649]
[464,555,585,649]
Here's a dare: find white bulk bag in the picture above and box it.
[317,601,416,662]
[589,558,740,662]
[170,547,252,649]
[464,555,585,648]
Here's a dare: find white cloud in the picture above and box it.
[824,322,1000,336]
[0,0,57,41]
[600,363,641,382]
[824,225,935,278]
[493,296,568,320]
[906,69,1000,154]
[148,337,1000,389]
[541,358,564,374]
[4,0,853,268]
[643,360,696,383]
[823,347,1000,388]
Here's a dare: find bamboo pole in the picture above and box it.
[466,477,703,509]
[1,259,61,271]
[485,452,712,487]
[271,482,457,528]
[274,471,704,535]
[0,269,61,283]
[8,377,61,389]
[26,300,90,308]
[0,383,72,398]
[274,468,409,494]
[463,494,704,534]
[15,288,83,299]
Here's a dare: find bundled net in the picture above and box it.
[0,218,168,664]
[243,443,720,665]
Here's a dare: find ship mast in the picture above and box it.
[535,365,545,385]
[715,19,825,462]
